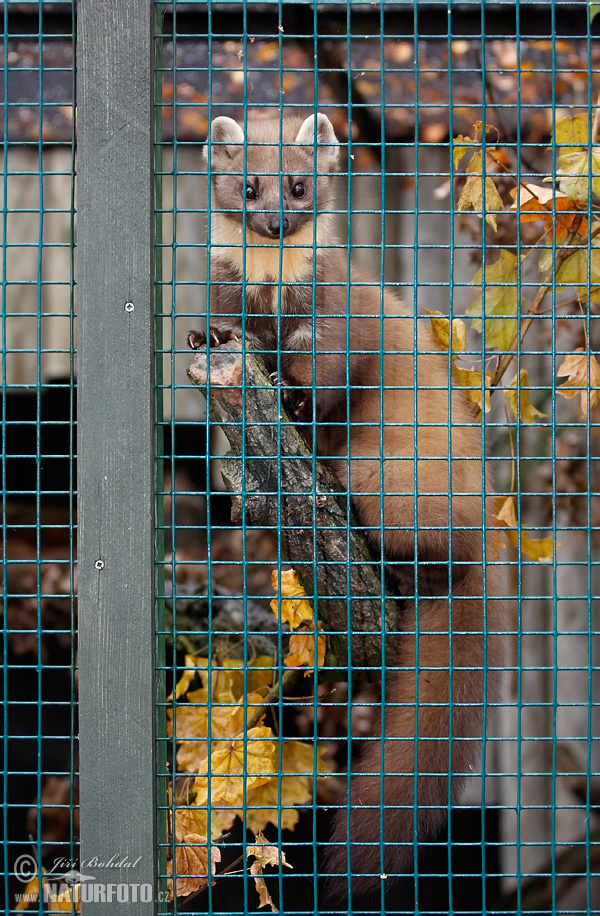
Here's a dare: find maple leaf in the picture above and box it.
[555,113,589,150]
[176,737,210,774]
[552,114,600,201]
[504,370,547,423]
[457,149,505,231]
[467,249,520,350]
[551,115,600,202]
[556,347,600,416]
[167,834,221,901]
[244,741,330,833]
[208,656,276,702]
[246,656,277,695]
[168,690,209,740]
[173,806,209,843]
[270,568,314,629]
[245,776,301,834]
[284,622,326,675]
[509,183,588,239]
[193,727,277,807]
[198,690,267,743]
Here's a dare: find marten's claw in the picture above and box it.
[281,386,309,422]
[187,328,239,350]
[187,329,206,350]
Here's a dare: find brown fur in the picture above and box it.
[191,113,505,904]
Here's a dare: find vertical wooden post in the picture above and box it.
[77,1,157,911]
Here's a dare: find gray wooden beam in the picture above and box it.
[77,1,157,912]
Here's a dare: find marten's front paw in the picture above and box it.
[187,328,239,350]
[187,329,206,350]
[270,372,310,421]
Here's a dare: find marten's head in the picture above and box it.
[204,113,340,241]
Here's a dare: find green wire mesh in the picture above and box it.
[2,2,600,915]
[1,2,77,913]
[156,4,599,915]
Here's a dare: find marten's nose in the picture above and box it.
[268,217,289,237]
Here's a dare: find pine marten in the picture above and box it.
[188,112,505,905]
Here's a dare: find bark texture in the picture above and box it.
[188,340,399,668]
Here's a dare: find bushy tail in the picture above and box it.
[323,567,505,906]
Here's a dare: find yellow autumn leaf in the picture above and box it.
[212,660,244,705]
[167,834,221,901]
[246,656,277,695]
[270,569,314,630]
[457,149,505,231]
[540,242,600,306]
[453,366,492,413]
[556,147,600,202]
[193,727,277,807]
[173,806,208,843]
[15,872,44,910]
[173,654,204,701]
[245,741,330,833]
[168,691,209,740]
[504,370,547,423]
[284,622,326,675]
[556,348,600,416]
[246,777,301,834]
[453,134,474,169]
[467,249,520,350]
[176,738,209,773]
[209,657,277,703]
[494,495,557,561]
[247,834,292,913]
[247,832,293,870]
[219,692,267,737]
[425,310,467,353]
[505,528,556,562]
[552,113,600,200]
[496,494,518,528]
[47,885,81,913]
[250,861,278,912]
[213,806,242,834]
[555,113,589,150]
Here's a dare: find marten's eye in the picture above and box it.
[292,181,306,199]
[245,185,258,201]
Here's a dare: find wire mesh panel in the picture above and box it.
[157,2,600,913]
[154,2,600,914]
[1,1,77,912]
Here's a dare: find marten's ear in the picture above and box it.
[295,113,340,167]
[204,116,244,161]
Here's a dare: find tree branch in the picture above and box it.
[188,341,399,669]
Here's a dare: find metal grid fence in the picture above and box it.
[1,1,76,912]
[2,1,600,914]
